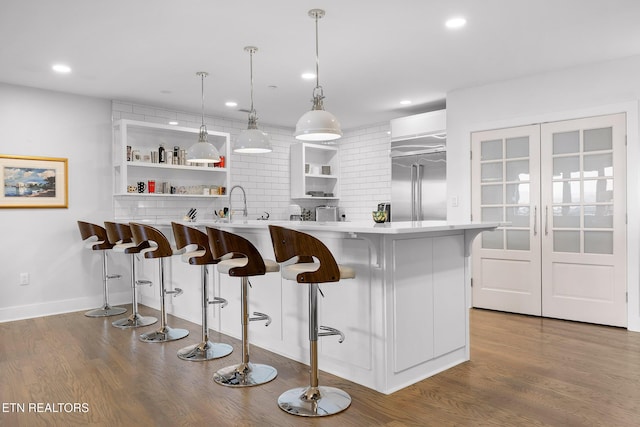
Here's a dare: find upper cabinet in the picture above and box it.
[112,119,230,198]
[290,142,339,200]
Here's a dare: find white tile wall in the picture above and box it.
[112,101,391,222]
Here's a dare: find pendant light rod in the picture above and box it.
[309,8,324,90]
[197,71,208,127]
[245,46,257,117]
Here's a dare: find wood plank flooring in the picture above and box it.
[1,307,639,426]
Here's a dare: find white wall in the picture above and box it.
[446,54,640,331]
[0,83,123,321]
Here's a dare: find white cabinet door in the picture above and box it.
[472,113,627,327]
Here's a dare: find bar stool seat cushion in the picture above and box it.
[217,258,279,275]
[281,262,355,281]
[181,249,206,263]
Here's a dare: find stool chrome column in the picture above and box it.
[105,222,158,329]
[172,222,233,361]
[206,227,279,387]
[77,221,127,318]
[130,223,189,343]
[269,225,355,417]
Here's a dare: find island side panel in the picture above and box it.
[383,230,468,394]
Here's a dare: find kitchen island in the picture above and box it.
[132,219,497,394]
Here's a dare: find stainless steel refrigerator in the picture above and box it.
[391,147,446,221]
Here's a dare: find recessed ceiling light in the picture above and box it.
[445,17,467,29]
[301,72,316,80]
[168,121,179,125]
[400,100,412,105]
[225,101,238,107]
[52,63,71,73]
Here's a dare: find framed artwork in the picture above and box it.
[1,155,68,208]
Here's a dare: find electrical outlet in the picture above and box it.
[19,273,29,286]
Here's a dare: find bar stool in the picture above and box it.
[268,225,355,417]
[77,221,127,318]
[105,222,158,329]
[206,226,278,387]
[129,223,189,343]
[171,222,233,361]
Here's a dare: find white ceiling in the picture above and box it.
[2,0,640,131]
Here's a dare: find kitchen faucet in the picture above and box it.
[229,185,247,221]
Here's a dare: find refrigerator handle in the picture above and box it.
[417,164,424,220]
[411,164,417,220]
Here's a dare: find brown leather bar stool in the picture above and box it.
[171,222,233,361]
[77,221,127,318]
[206,226,278,387]
[129,223,189,343]
[105,222,158,329]
[268,225,355,417]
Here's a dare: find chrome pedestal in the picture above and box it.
[278,283,350,417]
[214,277,276,387]
[178,265,232,361]
[112,255,157,329]
[139,258,189,343]
[278,386,351,417]
[214,362,277,387]
[139,325,189,343]
[85,251,127,318]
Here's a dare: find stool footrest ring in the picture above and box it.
[208,297,228,308]
[319,326,345,343]
[250,311,271,326]
[165,287,183,297]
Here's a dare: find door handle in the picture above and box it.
[417,164,424,220]
[411,164,417,221]
[544,206,549,236]
[533,205,537,236]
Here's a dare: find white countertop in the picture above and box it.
[138,219,499,235]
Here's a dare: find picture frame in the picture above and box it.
[1,154,68,208]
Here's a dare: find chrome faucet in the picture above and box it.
[229,185,247,221]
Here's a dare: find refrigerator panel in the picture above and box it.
[417,151,447,220]
[391,156,416,221]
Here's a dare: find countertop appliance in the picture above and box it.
[390,110,447,222]
[316,206,338,222]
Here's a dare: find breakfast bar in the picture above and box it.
[132,219,497,394]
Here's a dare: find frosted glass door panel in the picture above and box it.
[552,130,579,154]
[553,156,580,179]
[481,139,502,160]
[584,127,612,151]
[481,162,502,182]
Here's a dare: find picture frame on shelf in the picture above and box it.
[0,154,68,208]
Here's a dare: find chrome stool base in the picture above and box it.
[177,340,233,361]
[139,326,189,343]
[278,386,351,417]
[84,304,127,318]
[112,313,157,329]
[213,362,277,387]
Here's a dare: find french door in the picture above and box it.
[471,113,627,327]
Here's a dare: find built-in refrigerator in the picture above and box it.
[389,109,447,222]
[391,147,446,221]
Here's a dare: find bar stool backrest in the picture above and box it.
[105,222,151,254]
[268,225,340,284]
[77,221,114,250]
[130,223,173,259]
[206,227,266,277]
[171,222,214,265]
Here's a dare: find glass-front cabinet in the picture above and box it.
[112,119,230,198]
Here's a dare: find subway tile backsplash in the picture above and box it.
[112,101,391,222]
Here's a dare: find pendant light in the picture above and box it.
[234,46,272,153]
[187,71,221,164]
[294,8,342,142]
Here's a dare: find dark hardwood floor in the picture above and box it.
[1,307,639,426]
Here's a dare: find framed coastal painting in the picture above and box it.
[1,155,68,208]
